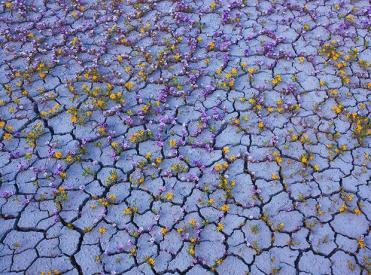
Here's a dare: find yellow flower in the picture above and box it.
[124,66,132,73]
[359,103,366,110]
[353,208,361,215]
[271,173,279,180]
[277,223,285,231]
[169,139,177,147]
[96,100,105,108]
[220,204,229,213]
[98,227,107,235]
[130,247,137,256]
[345,14,354,22]
[332,104,343,114]
[146,257,155,266]
[228,80,235,88]
[300,154,308,165]
[70,115,77,123]
[258,121,264,129]
[209,1,216,10]
[208,41,215,50]
[25,152,32,159]
[232,118,240,126]
[358,238,365,249]
[109,93,116,100]
[111,142,120,150]
[271,74,282,85]
[216,258,223,266]
[188,218,197,227]
[125,81,134,90]
[165,192,174,201]
[339,202,347,213]
[222,147,230,154]
[5,2,13,8]
[188,245,195,256]
[346,194,354,201]
[300,134,309,144]
[155,156,162,165]
[247,67,256,74]
[291,134,298,141]
[160,227,168,235]
[216,223,224,231]
[273,152,283,164]
[71,37,79,46]
[108,194,116,202]
[214,163,224,172]
[123,207,133,215]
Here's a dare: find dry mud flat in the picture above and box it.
[0,0,370,274]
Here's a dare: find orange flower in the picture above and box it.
[54,151,63,159]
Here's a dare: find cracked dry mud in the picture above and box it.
[0,0,370,274]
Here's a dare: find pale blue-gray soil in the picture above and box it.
[0,0,370,274]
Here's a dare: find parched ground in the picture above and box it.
[0,0,370,274]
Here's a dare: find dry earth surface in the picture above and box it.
[0,0,370,274]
